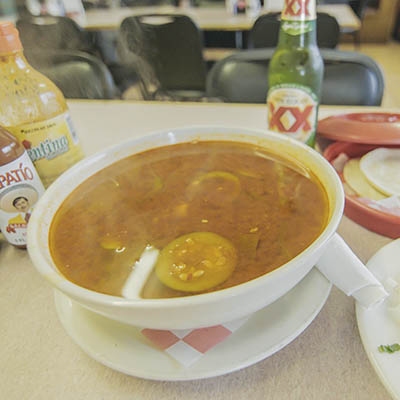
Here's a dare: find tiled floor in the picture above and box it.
[339,40,400,108]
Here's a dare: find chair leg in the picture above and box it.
[234,31,243,49]
[353,31,361,48]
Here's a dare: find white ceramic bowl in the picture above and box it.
[27,126,344,330]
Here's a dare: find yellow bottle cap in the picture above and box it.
[0,21,23,53]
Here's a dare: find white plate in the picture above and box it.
[54,267,331,381]
[359,148,400,196]
[356,239,400,400]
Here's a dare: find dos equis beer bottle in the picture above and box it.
[266,0,323,147]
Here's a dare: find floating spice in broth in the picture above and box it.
[49,141,329,299]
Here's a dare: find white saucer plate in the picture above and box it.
[356,239,400,400]
[54,267,331,381]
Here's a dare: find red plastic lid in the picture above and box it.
[323,141,400,239]
[317,113,400,145]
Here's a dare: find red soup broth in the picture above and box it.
[49,141,329,298]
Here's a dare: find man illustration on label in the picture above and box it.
[12,196,31,223]
[0,184,39,236]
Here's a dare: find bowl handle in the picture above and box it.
[316,233,388,308]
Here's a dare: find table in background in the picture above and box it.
[0,101,394,400]
[82,3,361,33]
[83,3,360,53]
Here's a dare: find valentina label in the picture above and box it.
[25,136,69,162]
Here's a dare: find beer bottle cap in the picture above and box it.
[0,21,23,54]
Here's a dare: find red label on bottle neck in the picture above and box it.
[282,0,316,21]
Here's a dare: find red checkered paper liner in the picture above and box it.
[141,316,250,367]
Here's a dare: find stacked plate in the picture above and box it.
[318,112,400,238]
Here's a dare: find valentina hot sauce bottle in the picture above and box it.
[266,0,324,147]
[0,125,45,248]
[0,21,84,188]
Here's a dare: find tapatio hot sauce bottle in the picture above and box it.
[0,125,45,248]
[0,21,84,188]
[266,0,323,147]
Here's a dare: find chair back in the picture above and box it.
[16,15,96,54]
[117,14,207,99]
[323,0,373,44]
[24,49,118,99]
[249,12,340,49]
[317,13,341,48]
[349,0,372,19]
[248,12,281,48]
[206,48,384,106]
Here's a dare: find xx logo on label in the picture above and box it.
[269,104,313,133]
[283,0,311,17]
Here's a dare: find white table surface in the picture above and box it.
[81,3,361,31]
[0,100,394,400]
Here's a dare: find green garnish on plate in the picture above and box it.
[378,343,400,353]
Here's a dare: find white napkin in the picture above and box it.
[364,239,400,323]
[316,234,388,308]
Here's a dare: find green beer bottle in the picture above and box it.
[266,0,324,147]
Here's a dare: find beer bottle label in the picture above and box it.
[281,0,316,35]
[0,152,45,246]
[267,84,318,145]
[6,112,84,188]
[282,0,316,21]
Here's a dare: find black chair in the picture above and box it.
[117,14,208,100]
[206,48,384,106]
[248,12,281,48]
[350,0,375,18]
[14,0,33,18]
[321,0,374,45]
[249,12,341,49]
[16,15,97,55]
[24,49,119,99]
[16,14,140,94]
[317,12,341,48]
[348,0,375,45]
